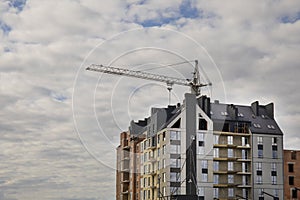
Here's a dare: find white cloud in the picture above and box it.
[0,0,299,199]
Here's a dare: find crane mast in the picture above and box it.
[86,60,211,97]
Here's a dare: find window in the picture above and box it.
[238,113,244,117]
[213,161,219,171]
[242,137,248,146]
[273,189,279,197]
[289,176,294,185]
[198,133,205,155]
[170,131,180,140]
[242,149,248,159]
[257,162,262,170]
[228,175,234,183]
[163,132,166,141]
[258,144,263,158]
[228,188,234,197]
[162,173,166,182]
[213,175,219,184]
[291,151,297,160]
[213,188,219,198]
[214,135,219,144]
[292,188,298,198]
[259,189,264,200]
[272,137,277,145]
[288,163,294,172]
[201,160,208,182]
[170,172,180,182]
[170,158,180,168]
[257,136,263,144]
[272,150,278,159]
[271,163,276,171]
[221,111,228,116]
[162,159,165,168]
[228,149,234,158]
[228,162,234,171]
[162,145,166,155]
[271,175,277,185]
[198,187,204,197]
[257,175,262,184]
[253,123,261,128]
[157,148,160,157]
[170,145,180,154]
[163,187,166,196]
[198,118,207,130]
[228,136,233,145]
[214,148,219,158]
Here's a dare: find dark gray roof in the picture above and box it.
[128,96,283,136]
[211,103,283,135]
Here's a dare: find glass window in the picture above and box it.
[228,162,234,171]
[271,163,276,171]
[228,188,234,197]
[201,160,208,168]
[257,136,263,144]
[213,188,219,198]
[289,176,294,185]
[242,149,247,159]
[258,149,263,158]
[213,175,219,184]
[170,158,180,168]
[198,187,204,196]
[288,163,294,172]
[170,131,180,140]
[272,137,277,145]
[228,175,234,183]
[170,172,180,182]
[228,149,234,157]
[202,173,208,182]
[257,162,262,170]
[291,151,297,160]
[257,175,262,184]
[214,135,219,144]
[228,136,233,145]
[272,176,277,184]
[272,150,278,159]
[170,145,180,154]
[214,148,219,158]
[213,161,219,171]
[292,188,298,198]
[162,145,166,155]
[162,173,166,182]
[162,159,165,168]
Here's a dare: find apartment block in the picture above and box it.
[284,150,300,200]
[116,94,284,200]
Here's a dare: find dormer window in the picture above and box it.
[261,114,268,119]
[267,125,276,129]
[238,113,244,117]
[221,111,228,116]
[253,123,261,128]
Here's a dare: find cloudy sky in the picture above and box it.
[0,0,300,199]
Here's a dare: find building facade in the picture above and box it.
[284,150,300,200]
[116,94,284,200]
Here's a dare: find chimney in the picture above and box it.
[265,103,274,119]
[227,104,238,119]
[251,101,259,116]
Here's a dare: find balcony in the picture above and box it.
[237,144,251,149]
[237,158,251,162]
[236,171,252,175]
[213,170,237,174]
[123,145,130,150]
[213,144,237,148]
[213,183,237,188]
[213,157,237,161]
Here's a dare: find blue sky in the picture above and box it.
[0,0,300,199]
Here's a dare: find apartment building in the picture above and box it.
[116,131,145,200]
[284,150,300,200]
[116,93,284,200]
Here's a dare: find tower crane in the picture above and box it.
[86,60,211,102]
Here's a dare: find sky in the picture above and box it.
[0,0,300,199]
